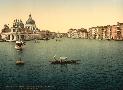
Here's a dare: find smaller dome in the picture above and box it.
[26,14,35,25]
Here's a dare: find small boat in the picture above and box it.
[107,39,111,41]
[16,58,24,65]
[41,37,49,40]
[15,32,25,50]
[114,39,123,41]
[56,39,61,42]
[34,39,39,43]
[15,41,24,50]
[49,56,80,64]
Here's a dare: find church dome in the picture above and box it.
[26,14,35,25]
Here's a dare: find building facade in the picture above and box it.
[25,14,39,33]
[1,14,42,41]
[1,19,26,41]
[67,28,88,39]
[88,24,123,40]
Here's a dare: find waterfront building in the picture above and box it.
[1,24,14,41]
[25,14,39,33]
[88,28,93,39]
[116,27,122,40]
[1,19,25,41]
[50,32,57,39]
[89,26,111,40]
[67,29,79,39]
[69,22,123,41]
[1,24,10,40]
[67,22,123,41]
[56,32,62,38]
[110,22,123,40]
[67,28,74,38]
[102,26,107,40]
[88,27,98,39]
[67,28,88,39]
[105,25,111,40]
[101,25,112,40]
[38,30,51,39]
[71,29,79,39]
[117,22,123,40]
[24,14,42,40]
[1,14,43,41]
[60,33,68,38]
[78,28,88,39]
[56,32,67,38]
[95,26,104,40]
[1,24,11,33]
[111,25,119,40]
[0,35,1,40]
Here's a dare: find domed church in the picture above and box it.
[25,14,37,32]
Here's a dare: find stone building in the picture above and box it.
[110,22,123,40]
[1,19,25,41]
[117,22,123,40]
[60,33,68,38]
[67,28,74,38]
[1,24,11,33]
[67,28,88,39]
[78,28,88,39]
[56,32,67,38]
[25,14,39,33]
[88,27,99,39]
[105,25,111,40]
[89,26,111,40]
[111,25,117,40]
[50,32,57,39]
[1,14,43,41]
[67,29,79,39]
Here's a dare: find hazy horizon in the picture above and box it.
[0,0,123,33]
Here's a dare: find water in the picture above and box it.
[0,38,123,90]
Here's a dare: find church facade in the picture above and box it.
[1,14,40,41]
[25,14,39,33]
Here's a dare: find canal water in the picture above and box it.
[0,38,123,90]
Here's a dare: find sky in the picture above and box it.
[0,0,123,33]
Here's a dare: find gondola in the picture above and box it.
[49,56,80,64]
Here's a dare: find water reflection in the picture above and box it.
[15,50,25,65]
[16,50,22,58]
[0,39,123,90]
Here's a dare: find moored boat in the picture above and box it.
[16,58,24,65]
